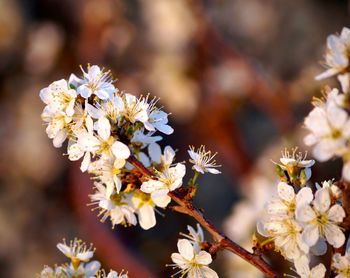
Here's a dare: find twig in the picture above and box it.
[127,155,279,278]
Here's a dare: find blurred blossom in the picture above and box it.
[147,55,199,121]
[224,175,275,242]
[206,61,252,98]
[25,23,64,75]
[141,0,197,52]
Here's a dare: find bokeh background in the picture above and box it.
[0,0,349,277]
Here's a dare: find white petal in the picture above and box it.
[324,224,345,248]
[163,146,175,166]
[84,260,101,276]
[177,239,194,261]
[195,251,212,265]
[294,256,310,277]
[171,253,188,269]
[80,152,91,172]
[277,182,295,202]
[310,263,326,278]
[56,243,72,257]
[140,180,164,193]
[328,204,346,222]
[111,141,130,159]
[148,143,161,164]
[97,117,111,141]
[138,204,156,230]
[315,68,340,80]
[152,194,171,208]
[314,188,331,213]
[53,129,67,148]
[296,187,313,207]
[86,103,104,119]
[77,251,94,262]
[197,266,219,278]
[156,124,174,135]
[207,168,221,174]
[296,205,316,222]
[302,224,319,247]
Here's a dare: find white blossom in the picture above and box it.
[63,261,101,278]
[265,182,313,220]
[40,79,77,117]
[180,224,205,253]
[41,106,71,148]
[262,219,309,260]
[57,238,95,263]
[304,88,350,161]
[315,27,350,81]
[296,187,345,248]
[140,163,186,198]
[121,93,149,124]
[188,145,221,174]
[73,65,116,100]
[90,183,137,228]
[144,108,174,135]
[170,239,218,278]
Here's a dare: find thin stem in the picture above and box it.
[191,171,200,186]
[127,155,279,278]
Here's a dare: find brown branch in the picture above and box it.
[127,155,279,278]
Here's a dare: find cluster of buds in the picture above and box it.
[38,238,127,278]
[274,148,315,186]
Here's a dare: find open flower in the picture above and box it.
[40,79,77,117]
[89,183,137,228]
[57,238,95,264]
[41,107,71,148]
[296,187,346,248]
[180,224,205,252]
[262,219,309,260]
[73,65,116,100]
[144,108,174,135]
[170,239,218,278]
[188,145,221,174]
[304,88,350,161]
[265,182,313,219]
[140,163,186,198]
[315,27,350,81]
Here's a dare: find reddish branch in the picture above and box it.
[127,155,279,278]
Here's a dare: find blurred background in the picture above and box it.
[0,0,349,277]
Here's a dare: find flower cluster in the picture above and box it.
[305,27,350,181]
[38,238,127,278]
[258,150,346,277]
[40,65,183,230]
[169,225,218,278]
